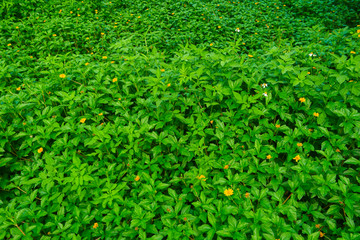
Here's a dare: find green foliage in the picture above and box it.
[0,0,360,239]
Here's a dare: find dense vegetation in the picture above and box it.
[1,0,360,239]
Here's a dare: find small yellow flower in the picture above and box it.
[161,69,165,72]
[167,83,171,87]
[307,72,311,74]
[336,149,341,153]
[299,97,306,103]
[135,175,140,181]
[53,34,57,37]
[224,189,234,196]
[218,26,221,28]
[7,43,11,46]
[38,147,43,153]
[138,16,141,18]
[16,87,21,91]
[276,124,280,128]
[98,113,103,116]
[224,165,229,169]
[197,175,205,180]
[93,223,98,229]
[210,43,213,46]
[70,11,73,14]
[297,143,303,147]
[266,155,272,159]
[357,30,360,33]
[101,32,105,35]
[59,74,66,78]
[248,54,253,57]
[16,26,19,29]
[320,232,325,238]
[111,61,115,63]
[245,192,250,198]
[210,120,213,124]
[85,62,89,66]
[350,51,356,54]
[112,78,118,82]
[313,112,319,117]
[315,224,320,229]
[293,155,301,162]
[102,56,107,59]
[80,118,86,123]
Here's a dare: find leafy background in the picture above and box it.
[0,0,360,239]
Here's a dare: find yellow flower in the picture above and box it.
[101,32,105,35]
[307,72,311,74]
[135,175,140,181]
[138,16,141,18]
[98,113,103,116]
[16,87,21,91]
[266,155,272,159]
[320,232,325,238]
[85,62,89,66]
[59,74,66,78]
[38,147,43,153]
[7,43,11,46]
[276,124,280,128]
[161,69,165,72]
[112,78,118,82]
[313,112,319,117]
[70,11,73,14]
[102,56,107,59]
[350,51,356,54]
[224,189,234,196]
[297,143,303,147]
[336,149,341,153]
[111,61,115,63]
[218,26,221,28]
[16,26,19,29]
[315,224,320,229]
[293,155,301,162]
[245,192,250,198]
[224,165,229,169]
[210,43,213,46]
[299,97,305,103]
[197,175,205,180]
[93,223,98,229]
[167,83,171,87]
[80,118,86,123]
[53,34,56,37]
[248,55,253,57]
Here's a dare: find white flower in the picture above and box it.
[263,92,268,97]
[235,28,240,32]
[261,83,268,88]
[309,52,317,57]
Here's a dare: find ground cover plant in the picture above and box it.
[1,0,360,239]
